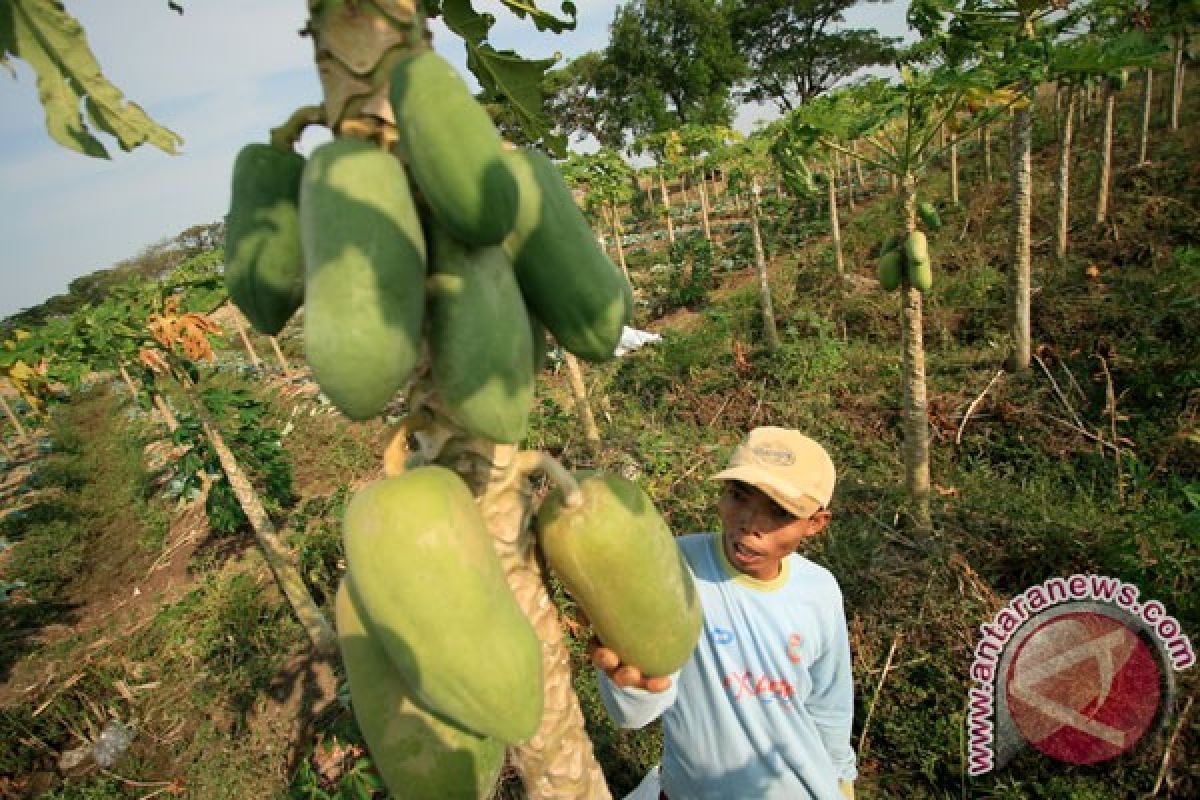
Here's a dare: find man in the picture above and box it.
[593,427,857,800]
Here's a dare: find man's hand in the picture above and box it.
[589,640,673,693]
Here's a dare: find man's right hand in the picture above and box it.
[589,640,673,693]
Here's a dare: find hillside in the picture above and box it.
[1,77,1197,800]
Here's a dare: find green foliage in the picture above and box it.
[0,0,182,158]
[598,0,744,142]
[667,234,716,307]
[729,0,900,111]
[174,386,294,536]
[426,0,576,154]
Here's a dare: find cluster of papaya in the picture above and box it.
[224,47,633,441]
[336,465,701,798]
[876,204,938,294]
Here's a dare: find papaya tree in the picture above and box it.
[678,124,742,242]
[791,64,1015,530]
[911,0,1065,373]
[726,132,783,351]
[563,148,637,282]
[632,129,687,244]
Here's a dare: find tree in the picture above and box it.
[542,51,625,148]
[729,0,900,112]
[598,0,745,143]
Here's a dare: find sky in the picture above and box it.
[0,1,911,320]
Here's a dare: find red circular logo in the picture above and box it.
[1005,611,1162,765]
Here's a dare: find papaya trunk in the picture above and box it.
[0,391,27,441]
[1171,35,1184,131]
[460,444,612,800]
[826,156,845,275]
[750,178,780,352]
[1007,101,1033,372]
[1139,68,1152,166]
[194,403,336,653]
[1096,87,1116,225]
[1055,89,1077,263]
[659,170,676,244]
[843,153,856,212]
[230,310,262,370]
[950,136,959,206]
[117,362,140,399]
[698,174,713,242]
[900,176,931,532]
[268,336,292,378]
[982,124,993,184]
[151,393,179,434]
[563,352,602,455]
[606,203,630,283]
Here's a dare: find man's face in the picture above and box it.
[717,481,828,581]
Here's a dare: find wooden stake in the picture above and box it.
[1,390,29,441]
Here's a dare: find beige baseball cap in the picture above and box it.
[712,427,836,519]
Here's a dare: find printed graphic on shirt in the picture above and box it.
[723,670,799,706]
[787,632,804,664]
[711,626,736,645]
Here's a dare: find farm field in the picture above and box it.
[2,3,1199,799]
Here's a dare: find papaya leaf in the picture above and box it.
[0,0,182,159]
[497,1,576,33]
[434,0,567,153]
[466,44,564,154]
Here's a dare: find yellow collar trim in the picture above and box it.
[712,533,790,592]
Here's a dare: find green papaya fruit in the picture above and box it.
[427,227,534,443]
[336,581,505,800]
[390,50,517,246]
[224,143,305,335]
[879,234,903,257]
[343,467,543,743]
[537,474,703,677]
[300,137,426,421]
[917,201,942,231]
[903,229,933,292]
[503,148,632,363]
[877,250,903,292]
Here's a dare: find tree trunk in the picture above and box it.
[1096,86,1116,225]
[563,352,602,454]
[659,170,676,245]
[982,124,993,184]
[900,175,931,532]
[151,393,179,434]
[1139,67,1153,165]
[0,391,28,441]
[447,442,611,800]
[1008,102,1034,372]
[117,362,140,399]
[1171,34,1184,131]
[853,143,865,187]
[750,178,780,352]
[843,152,856,212]
[1055,88,1077,262]
[826,156,845,274]
[698,173,713,242]
[307,3,614,795]
[268,336,292,378]
[606,203,630,282]
[949,136,960,206]
[230,310,262,370]
[199,408,337,653]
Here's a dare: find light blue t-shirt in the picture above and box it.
[598,533,856,800]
